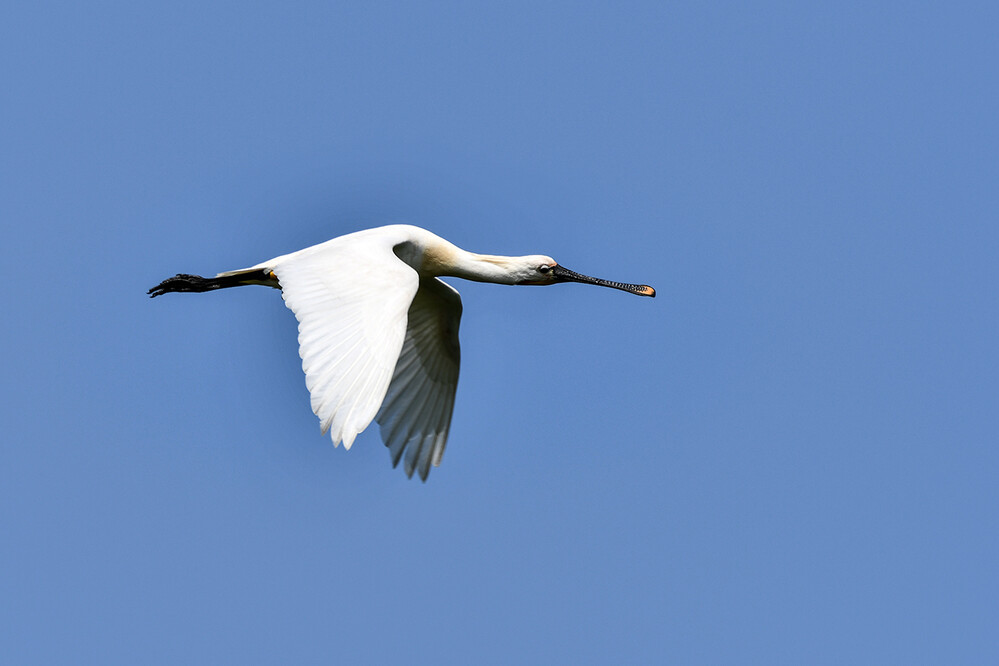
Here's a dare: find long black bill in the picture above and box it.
[551,265,656,297]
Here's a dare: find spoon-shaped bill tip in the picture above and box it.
[551,265,656,297]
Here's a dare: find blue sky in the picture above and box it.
[2,1,996,663]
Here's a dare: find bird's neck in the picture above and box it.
[438,249,523,285]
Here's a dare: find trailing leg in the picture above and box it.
[147,269,278,297]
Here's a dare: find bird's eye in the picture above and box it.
[538,265,551,274]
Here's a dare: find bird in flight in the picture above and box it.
[149,225,655,480]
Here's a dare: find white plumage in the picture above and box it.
[150,224,654,480]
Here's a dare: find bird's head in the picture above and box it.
[515,255,656,297]
[509,255,559,285]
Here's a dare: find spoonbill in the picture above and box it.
[149,224,655,480]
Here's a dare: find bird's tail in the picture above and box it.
[147,268,279,298]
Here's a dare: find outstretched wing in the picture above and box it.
[269,238,420,449]
[376,277,462,481]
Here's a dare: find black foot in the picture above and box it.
[148,274,221,298]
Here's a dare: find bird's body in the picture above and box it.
[150,224,654,480]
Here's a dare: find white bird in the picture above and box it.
[149,224,654,480]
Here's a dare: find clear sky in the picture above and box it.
[2,1,996,663]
